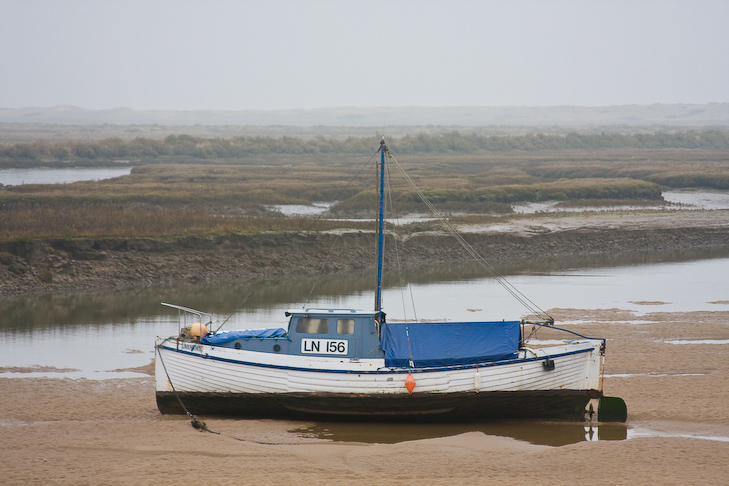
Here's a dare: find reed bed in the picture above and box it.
[0,203,372,239]
[1,143,727,239]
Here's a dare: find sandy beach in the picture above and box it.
[3,304,729,485]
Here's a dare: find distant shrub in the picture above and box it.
[3,130,729,167]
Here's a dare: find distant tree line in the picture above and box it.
[2,130,729,167]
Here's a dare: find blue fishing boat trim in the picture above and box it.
[157,340,595,374]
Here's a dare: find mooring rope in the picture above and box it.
[156,341,317,444]
[155,341,219,434]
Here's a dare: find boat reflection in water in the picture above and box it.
[292,420,628,447]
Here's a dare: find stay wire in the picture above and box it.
[302,233,341,307]
[302,148,381,304]
[308,147,381,225]
[214,291,253,333]
[213,149,381,324]
[382,150,415,369]
[388,153,552,321]
[384,154,417,323]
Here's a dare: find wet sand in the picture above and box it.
[2,307,729,485]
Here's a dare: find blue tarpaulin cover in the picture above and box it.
[202,328,287,344]
[380,321,520,368]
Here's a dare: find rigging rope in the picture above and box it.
[383,153,416,368]
[312,148,381,222]
[384,156,418,323]
[214,291,253,333]
[302,233,342,307]
[302,148,381,304]
[387,151,553,322]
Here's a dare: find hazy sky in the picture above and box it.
[1,0,728,110]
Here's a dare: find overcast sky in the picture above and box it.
[1,0,728,111]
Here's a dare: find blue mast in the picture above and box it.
[375,137,387,319]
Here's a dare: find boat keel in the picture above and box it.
[156,389,603,422]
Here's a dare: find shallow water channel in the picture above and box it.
[3,248,729,445]
[3,247,728,376]
[0,167,132,185]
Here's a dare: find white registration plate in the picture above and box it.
[301,338,348,355]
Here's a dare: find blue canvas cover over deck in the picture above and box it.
[380,321,521,368]
[202,328,287,344]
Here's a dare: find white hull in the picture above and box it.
[155,336,603,420]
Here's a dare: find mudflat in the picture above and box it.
[2,305,728,485]
[3,209,729,296]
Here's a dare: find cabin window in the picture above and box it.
[337,319,355,335]
[296,318,329,334]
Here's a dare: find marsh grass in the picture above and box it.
[1,145,727,239]
[0,203,373,239]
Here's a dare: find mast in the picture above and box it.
[375,137,387,318]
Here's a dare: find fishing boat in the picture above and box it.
[155,139,625,422]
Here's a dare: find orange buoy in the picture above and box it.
[189,323,209,340]
[405,373,416,394]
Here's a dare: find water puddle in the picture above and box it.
[0,167,132,186]
[664,339,729,345]
[0,369,149,380]
[531,319,661,327]
[267,202,444,225]
[605,372,709,378]
[512,201,667,214]
[267,202,332,216]
[662,190,729,210]
[512,190,729,213]
[629,300,671,306]
[291,421,628,446]
[292,420,729,447]
[628,428,729,443]
[526,339,585,345]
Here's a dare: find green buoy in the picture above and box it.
[598,396,628,423]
